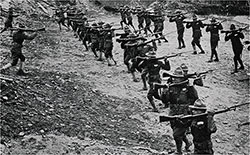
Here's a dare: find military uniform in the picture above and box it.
[144,12,153,35]
[144,52,170,112]
[189,99,217,154]
[169,11,186,49]
[102,24,115,66]
[1,24,37,75]
[206,18,223,62]
[225,24,245,73]
[89,23,100,57]
[186,15,205,54]
[165,67,198,154]
[1,8,18,34]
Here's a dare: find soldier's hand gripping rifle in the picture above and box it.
[162,69,213,79]
[167,12,189,18]
[159,102,250,122]
[221,25,249,34]
[203,19,227,26]
[10,26,46,32]
[183,17,208,24]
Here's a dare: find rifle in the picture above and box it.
[159,102,250,122]
[162,69,213,79]
[203,19,226,26]
[10,27,46,32]
[100,27,123,31]
[221,26,249,34]
[166,12,189,18]
[125,38,161,47]
[116,36,145,42]
[183,18,207,24]
[137,52,181,61]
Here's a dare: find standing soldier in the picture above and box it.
[188,99,217,154]
[0,7,18,35]
[144,51,171,112]
[97,21,105,61]
[151,10,168,43]
[0,23,37,75]
[102,23,115,66]
[186,15,205,54]
[136,6,145,33]
[225,24,245,74]
[166,67,198,154]
[89,22,99,58]
[119,6,127,29]
[124,6,136,31]
[169,10,186,49]
[205,17,223,62]
[144,11,153,35]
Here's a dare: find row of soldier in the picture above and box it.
[0,4,249,155]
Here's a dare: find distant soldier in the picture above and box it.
[55,7,69,31]
[124,6,136,31]
[0,23,37,75]
[119,6,127,29]
[0,7,18,35]
[186,15,205,54]
[136,7,145,32]
[225,24,245,74]
[150,10,168,43]
[144,11,153,35]
[89,22,99,57]
[169,10,186,49]
[205,17,223,62]
[102,23,115,66]
[165,67,198,154]
[144,51,170,112]
[97,21,105,61]
[188,99,217,154]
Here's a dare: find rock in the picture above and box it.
[19,132,25,136]
[215,138,221,143]
[40,129,45,133]
[234,141,240,147]
[28,123,33,127]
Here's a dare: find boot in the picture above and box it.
[174,139,183,155]
[239,66,244,70]
[149,100,159,112]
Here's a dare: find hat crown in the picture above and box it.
[192,99,207,110]
[180,63,188,72]
[174,67,184,76]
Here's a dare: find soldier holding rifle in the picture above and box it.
[1,23,44,75]
[185,15,205,54]
[140,51,171,112]
[205,17,223,62]
[224,24,245,74]
[169,10,186,49]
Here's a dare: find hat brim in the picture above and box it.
[189,105,207,110]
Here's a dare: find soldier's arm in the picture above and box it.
[187,86,199,105]
[205,26,211,32]
[199,20,205,28]
[207,114,217,133]
[238,32,244,39]
[160,59,170,71]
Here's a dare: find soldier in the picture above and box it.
[136,7,145,32]
[188,99,217,154]
[166,67,198,154]
[144,51,170,112]
[150,10,168,43]
[89,22,99,58]
[0,23,37,75]
[169,10,186,49]
[225,24,245,74]
[119,6,127,29]
[97,21,105,61]
[205,17,223,62]
[55,7,69,31]
[102,23,115,66]
[124,6,136,31]
[144,11,153,35]
[186,15,205,54]
[0,7,18,35]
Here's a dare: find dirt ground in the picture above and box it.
[0,10,249,155]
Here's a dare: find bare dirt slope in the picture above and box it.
[0,10,249,155]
